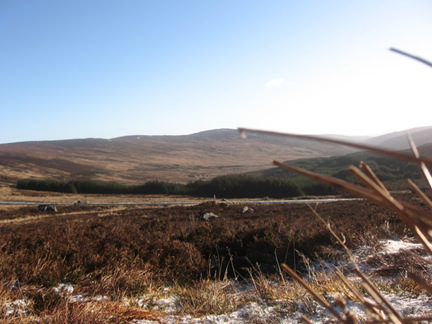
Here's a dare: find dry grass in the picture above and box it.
[0,193,409,322]
[0,284,162,323]
[176,279,246,315]
[0,200,404,289]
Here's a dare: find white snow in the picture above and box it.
[137,295,180,314]
[70,294,88,302]
[386,294,432,317]
[51,283,111,304]
[52,282,74,294]
[131,294,432,323]
[3,299,31,316]
[130,239,432,323]
[133,302,294,324]
[2,239,431,323]
[380,239,424,254]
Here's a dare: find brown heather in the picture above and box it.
[0,195,414,322]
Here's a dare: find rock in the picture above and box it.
[201,212,219,221]
[242,206,254,214]
[47,205,57,212]
[74,200,87,206]
[37,204,57,212]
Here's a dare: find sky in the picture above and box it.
[1,0,432,143]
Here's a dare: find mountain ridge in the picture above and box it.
[1,127,431,185]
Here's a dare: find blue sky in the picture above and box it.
[1,0,432,143]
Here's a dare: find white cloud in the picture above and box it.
[265,77,285,88]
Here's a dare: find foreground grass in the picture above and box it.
[0,196,423,322]
[0,199,408,288]
[2,252,429,323]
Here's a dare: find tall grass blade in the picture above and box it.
[281,264,344,321]
[359,162,390,195]
[407,179,432,210]
[407,134,432,189]
[354,269,404,323]
[389,48,432,68]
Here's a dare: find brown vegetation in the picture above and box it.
[0,195,413,321]
[0,129,359,185]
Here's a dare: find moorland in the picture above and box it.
[0,188,423,323]
[1,126,432,186]
[1,126,432,322]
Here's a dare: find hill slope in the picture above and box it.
[0,129,354,185]
[1,127,431,186]
[251,142,432,189]
[364,126,432,149]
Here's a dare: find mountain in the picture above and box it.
[0,129,355,185]
[1,127,431,186]
[364,126,432,149]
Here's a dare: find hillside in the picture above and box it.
[364,126,432,149]
[1,127,431,186]
[0,129,354,185]
[251,142,432,189]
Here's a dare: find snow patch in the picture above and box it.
[380,239,423,254]
[133,302,293,324]
[52,282,74,294]
[137,295,180,314]
[3,299,31,316]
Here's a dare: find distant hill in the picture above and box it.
[363,126,432,150]
[1,127,431,186]
[0,129,354,185]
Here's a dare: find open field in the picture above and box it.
[2,190,430,322]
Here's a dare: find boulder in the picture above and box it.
[201,212,219,221]
[37,204,57,212]
[241,206,254,214]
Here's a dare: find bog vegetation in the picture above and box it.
[0,199,407,311]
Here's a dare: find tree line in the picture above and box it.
[16,174,336,198]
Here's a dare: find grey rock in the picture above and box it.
[37,204,57,212]
[242,206,254,214]
[201,212,219,221]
